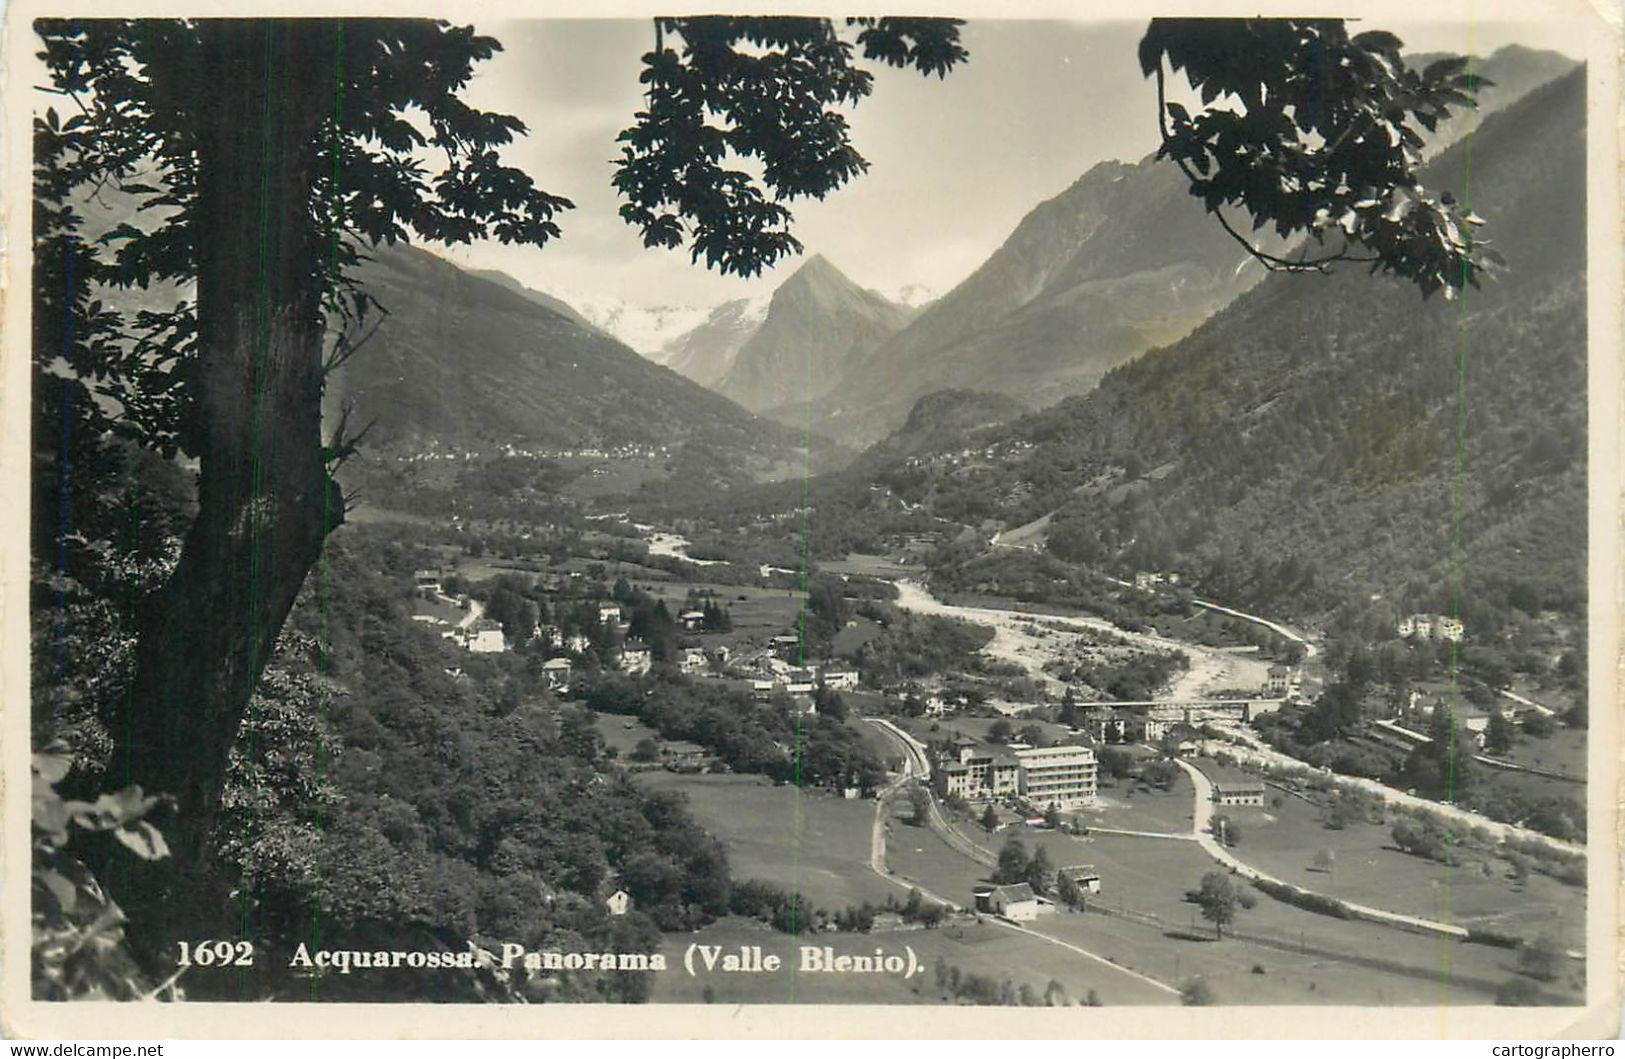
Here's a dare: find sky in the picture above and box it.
[429,17,1589,313]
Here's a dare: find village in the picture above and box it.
[380,514,1586,1007]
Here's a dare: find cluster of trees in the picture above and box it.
[930,960,1089,1007]
[852,609,995,684]
[215,532,731,1000]
[582,674,886,792]
[992,837,1054,895]
[1062,649,1188,703]
[680,589,736,633]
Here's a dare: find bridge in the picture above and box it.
[1088,697,1289,723]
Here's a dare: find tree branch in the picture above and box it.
[1153,60,1378,275]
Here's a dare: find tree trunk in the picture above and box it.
[108,21,342,929]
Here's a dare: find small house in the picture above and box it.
[679,609,706,631]
[1211,780,1266,807]
[542,657,572,691]
[605,890,631,916]
[661,741,709,772]
[413,568,443,597]
[1057,865,1102,895]
[986,883,1040,922]
[619,639,652,676]
[821,669,860,691]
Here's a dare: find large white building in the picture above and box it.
[1014,745,1098,809]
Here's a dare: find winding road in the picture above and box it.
[1173,758,1470,939]
[862,717,1183,998]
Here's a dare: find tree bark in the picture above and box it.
[109,21,342,924]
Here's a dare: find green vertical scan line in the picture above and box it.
[1439,47,1481,1018]
[309,19,346,1002]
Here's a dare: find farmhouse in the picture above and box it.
[679,609,706,631]
[985,883,1040,922]
[679,648,708,675]
[1056,865,1102,894]
[1264,664,1294,697]
[1211,777,1267,806]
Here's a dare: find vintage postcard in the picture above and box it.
[4,0,1620,1040]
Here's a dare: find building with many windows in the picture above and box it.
[1013,745,1098,808]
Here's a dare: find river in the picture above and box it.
[887,579,1256,704]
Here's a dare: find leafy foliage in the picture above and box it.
[1140,19,1497,297]
[32,742,172,1000]
[33,18,572,458]
[614,17,965,276]
[1193,870,1240,937]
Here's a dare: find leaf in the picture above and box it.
[37,869,78,914]
[1351,30,1404,56]
[112,820,170,862]
[32,741,73,784]
[1421,56,1468,82]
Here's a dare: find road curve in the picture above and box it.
[1174,758,1470,939]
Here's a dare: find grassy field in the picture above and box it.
[646,915,1173,1005]
[1222,789,1586,949]
[822,554,918,580]
[635,772,895,912]
[1079,776,1198,835]
[832,616,886,656]
[885,806,1580,1005]
[1028,832,1573,1004]
[593,711,662,757]
[634,580,808,649]
[895,714,1081,749]
[1495,725,1586,778]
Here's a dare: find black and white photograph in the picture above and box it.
[8,0,1620,1040]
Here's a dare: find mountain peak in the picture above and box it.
[782,252,852,291]
[714,253,912,413]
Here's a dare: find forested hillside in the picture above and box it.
[327,245,803,462]
[920,69,1586,640]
